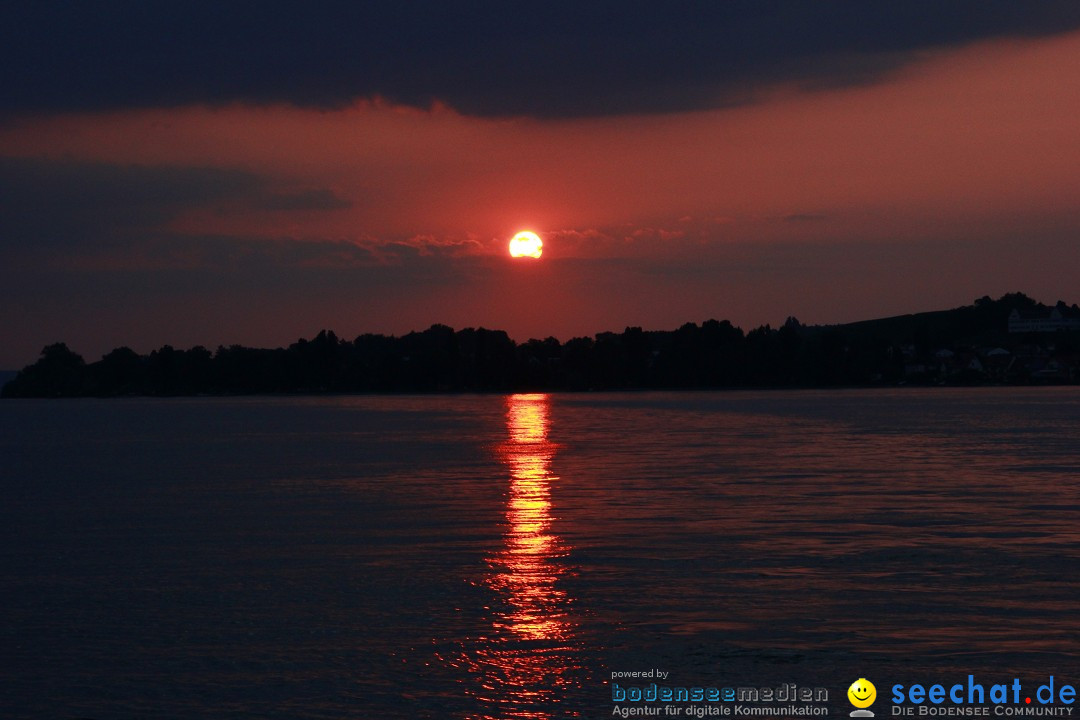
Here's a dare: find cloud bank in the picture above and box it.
[3,2,1079,118]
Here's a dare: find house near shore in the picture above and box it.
[1008,305,1080,333]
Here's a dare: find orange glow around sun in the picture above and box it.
[509,231,543,258]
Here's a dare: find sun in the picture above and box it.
[509,231,543,259]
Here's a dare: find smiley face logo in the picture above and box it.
[848,678,877,709]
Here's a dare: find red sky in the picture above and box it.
[2,29,1080,367]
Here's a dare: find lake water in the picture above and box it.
[2,389,1079,719]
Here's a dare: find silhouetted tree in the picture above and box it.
[4,292,1078,397]
[2,343,86,397]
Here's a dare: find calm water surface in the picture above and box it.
[2,389,1079,718]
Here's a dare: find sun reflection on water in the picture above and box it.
[461,393,585,719]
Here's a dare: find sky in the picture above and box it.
[3,2,1080,368]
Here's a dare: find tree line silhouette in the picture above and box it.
[3,293,1078,397]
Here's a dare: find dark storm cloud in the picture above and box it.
[122,234,380,272]
[2,2,1079,119]
[0,156,257,247]
[0,156,346,250]
[782,213,827,223]
[0,156,467,277]
[257,189,352,212]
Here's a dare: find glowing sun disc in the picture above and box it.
[509,231,543,258]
